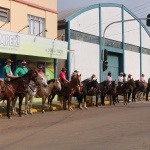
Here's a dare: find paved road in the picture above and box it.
[0,101,150,150]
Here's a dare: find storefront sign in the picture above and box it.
[0,30,68,59]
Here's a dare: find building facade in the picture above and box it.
[58,3,150,82]
[0,0,67,79]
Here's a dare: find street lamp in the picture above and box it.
[18,25,29,33]
[36,29,48,36]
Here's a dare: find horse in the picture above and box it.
[0,78,29,119]
[35,78,61,113]
[67,74,82,111]
[11,70,40,116]
[97,81,110,106]
[132,80,148,101]
[146,83,150,101]
[24,74,48,115]
[115,79,135,105]
[100,81,117,106]
[48,75,82,111]
[77,79,99,109]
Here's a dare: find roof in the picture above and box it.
[58,7,84,22]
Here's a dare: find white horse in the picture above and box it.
[12,74,48,115]
[24,75,48,115]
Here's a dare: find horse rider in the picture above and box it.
[106,71,112,85]
[15,60,28,77]
[71,70,79,80]
[139,74,145,87]
[37,64,45,76]
[127,74,132,81]
[123,73,127,83]
[1,59,18,92]
[3,58,18,82]
[118,72,123,87]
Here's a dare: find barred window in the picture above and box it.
[28,15,45,37]
[0,7,10,22]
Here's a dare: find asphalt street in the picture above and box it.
[0,101,150,150]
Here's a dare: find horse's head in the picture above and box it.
[89,79,99,89]
[17,78,29,93]
[25,70,39,86]
[37,74,48,87]
[128,78,136,88]
[47,78,61,91]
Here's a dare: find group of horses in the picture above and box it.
[0,71,150,119]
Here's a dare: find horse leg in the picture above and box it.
[29,96,33,115]
[25,95,29,115]
[68,95,74,111]
[128,92,131,103]
[146,89,149,101]
[18,96,23,117]
[77,94,83,110]
[12,96,18,115]
[96,94,99,107]
[42,96,46,113]
[7,100,11,119]
[49,94,55,110]
[83,94,88,110]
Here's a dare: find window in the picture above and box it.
[28,15,45,36]
[0,7,10,22]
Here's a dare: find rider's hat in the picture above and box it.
[74,70,79,73]
[142,74,144,76]
[120,72,123,75]
[21,60,27,65]
[61,67,67,71]
[128,74,132,77]
[5,58,13,63]
[108,71,111,74]
[92,74,96,78]
[38,64,43,69]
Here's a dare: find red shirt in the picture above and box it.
[59,72,66,82]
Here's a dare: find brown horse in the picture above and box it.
[48,75,82,111]
[0,78,28,119]
[67,74,82,111]
[35,78,61,113]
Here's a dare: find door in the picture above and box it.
[103,52,119,82]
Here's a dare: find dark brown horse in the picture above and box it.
[116,79,135,105]
[0,78,28,119]
[11,70,39,117]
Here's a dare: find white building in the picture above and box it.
[58,3,150,82]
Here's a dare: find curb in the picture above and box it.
[0,101,110,117]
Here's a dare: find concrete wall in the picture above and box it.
[70,8,99,36]
[124,50,140,80]
[70,39,100,82]
[101,7,122,42]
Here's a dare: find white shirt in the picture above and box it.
[118,76,123,82]
[106,76,112,81]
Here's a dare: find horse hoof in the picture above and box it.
[30,113,33,115]
[84,107,88,110]
[79,107,83,110]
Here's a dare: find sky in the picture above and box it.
[58,0,150,31]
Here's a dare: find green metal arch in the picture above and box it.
[65,3,150,36]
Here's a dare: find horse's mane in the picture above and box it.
[47,79,55,84]
[7,76,25,83]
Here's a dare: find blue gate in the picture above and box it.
[103,53,119,82]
